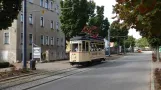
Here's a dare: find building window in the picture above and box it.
[61,38,63,46]
[40,35,44,45]
[29,14,33,24]
[21,33,23,44]
[4,32,9,44]
[56,22,59,31]
[50,1,53,10]
[51,37,54,45]
[29,34,33,45]
[46,36,49,45]
[56,4,59,15]
[29,0,33,3]
[51,20,54,29]
[45,0,48,9]
[20,13,23,22]
[40,16,44,27]
[40,0,44,7]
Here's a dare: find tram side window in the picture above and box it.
[86,42,89,51]
[82,41,85,51]
[97,44,104,51]
[79,44,82,51]
[90,43,96,51]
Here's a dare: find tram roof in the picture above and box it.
[70,36,104,41]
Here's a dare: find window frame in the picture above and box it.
[40,16,44,27]
[3,32,10,44]
[45,0,49,9]
[29,14,33,25]
[40,35,44,45]
[40,0,44,7]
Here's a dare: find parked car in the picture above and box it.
[137,49,142,53]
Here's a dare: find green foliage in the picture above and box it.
[136,37,149,48]
[88,6,110,38]
[0,62,10,68]
[113,0,161,48]
[110,21,129,43]
[0,0,22,30]
[147,37,161,48]
[60,0,94,41]
[125,36,136,48]
[60,0,110,41]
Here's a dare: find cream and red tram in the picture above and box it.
[70,36,106,66]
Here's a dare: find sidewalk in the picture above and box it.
[151,61,161,90]
[13,60,72,71]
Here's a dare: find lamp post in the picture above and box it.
[22,0,27,69]
[108,29,111,57]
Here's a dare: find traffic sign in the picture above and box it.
[159,46,161,52]
[33,47,41,58]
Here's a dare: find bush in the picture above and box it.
[0,62,10,68]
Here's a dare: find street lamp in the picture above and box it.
[22,0,27,69]
[108,28,111,57]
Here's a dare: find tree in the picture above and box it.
[60,0,95,41]
[0,0,22,30]
[113,0,161,48]
[88,6,110,38]
[113,0,161,59]
[110,21,129,44]
[136,37,149,48]
[125,36,135,48]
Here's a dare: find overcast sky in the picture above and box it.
[93,0,142,39]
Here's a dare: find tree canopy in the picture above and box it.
[110,21,129,43]
[136,37,149,48]
[113,0,161,47]
[60,0,110,41]
[0,0,22,30]
[125,36,135,48]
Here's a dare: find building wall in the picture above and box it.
[17,0,65,61]
[0,20,17,63]
[0,0,65,63]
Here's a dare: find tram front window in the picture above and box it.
[71,43,82,52]
[71,44,78,52]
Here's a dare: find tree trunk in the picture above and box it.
[156,45,160,61]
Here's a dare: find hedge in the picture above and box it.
[0,62,10,68]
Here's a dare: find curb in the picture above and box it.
[151,61,155,90]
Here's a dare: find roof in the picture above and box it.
[70,36,104,41]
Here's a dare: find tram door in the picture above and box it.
[70,41,81,62]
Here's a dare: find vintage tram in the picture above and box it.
[69,36,106,66]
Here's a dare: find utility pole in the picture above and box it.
[22,0,27,69]
[124,37,126,54]
[108,29,110,56]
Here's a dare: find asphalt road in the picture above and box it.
[30,51,151,90]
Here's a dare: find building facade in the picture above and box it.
[0,0,65,63]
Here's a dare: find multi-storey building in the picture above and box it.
[0,0,65,63]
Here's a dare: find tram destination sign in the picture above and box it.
[33,47,41,58]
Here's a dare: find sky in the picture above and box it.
[93,0,142,39]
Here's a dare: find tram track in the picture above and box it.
[0,67,76,90]
[1,61,107,90]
